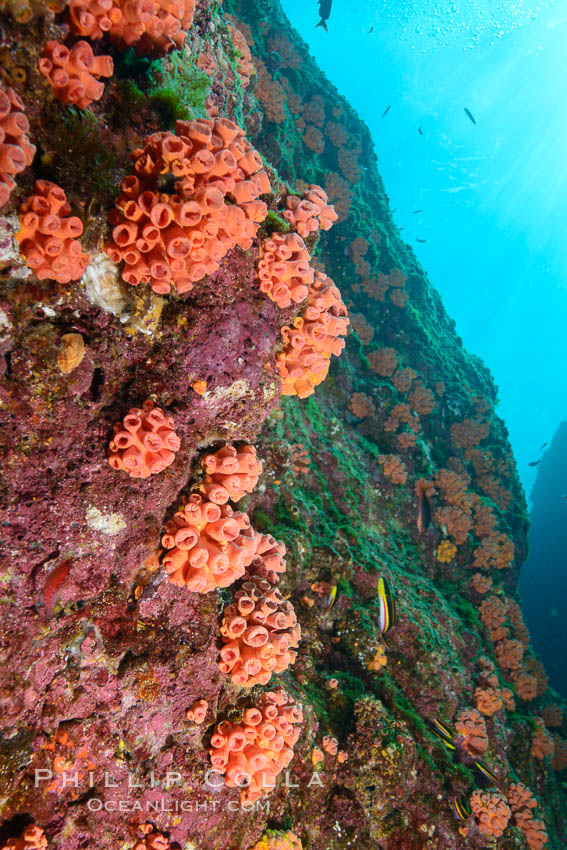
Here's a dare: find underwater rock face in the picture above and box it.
[0,0,565,849]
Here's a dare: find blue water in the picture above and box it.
[283,0,567,501]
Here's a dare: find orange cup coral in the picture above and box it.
[134,824,172,850]
[108,399,180,478]
[322,735,338,755]
[0,84,36,209]
[186,698,208,723]
[474,687,503,716]
[349,392,375,419]
[283,184,338,238]
[455,708,488,756]
[209,687,303,804]
[228,23,255,88]
[200,444,263,503]
[368,347,398,377]
[378,454,408,485]
[69,0,195,56]
[257,232,313,308]
[494,638,524,671]
[39,40,113,110]
[218,574,300,687]
[277,269,349,398]
[16,180,90,283]
[106,118,270,294]
[161,493,256,592]
[0,826,48,850]
[470,790,511,837]
[508,784,548,849]
[470,572,492,595]
[247,532,287,585]
[531,717,555,760]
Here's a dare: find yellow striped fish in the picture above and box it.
[325,585,337,612]
[378,577,396,635]
[431,718,456,743]
[474,759,498,785]
[451,795,471,821]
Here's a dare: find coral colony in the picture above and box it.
[0,0,565,849]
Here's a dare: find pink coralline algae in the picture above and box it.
[39,40,114,110]
[108,399,180,478]
[209,687,303,804]
[105,118,270,294]
[1,826,48,850]
[186,698,208,723]
[200,443,263,504]
[16,180,90,283]
[218,574,300,686]
[68,0,195,56]
[277,269,349,397]
[0,84,36,209]
[283,184,338,238]
[257,231,313,308]
[470,790,511,837]
[161,493,256,591]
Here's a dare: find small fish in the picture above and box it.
[474,759,498,785]
[528,460,541,467]
[416,238,427,243]
[369,25,374,33]
[430,718,456,743]
[416,482,432,533]
[378,577,396,635]
[540,442,548,449]
[464,107,476,125]
[451,795,472,821]
[325,585,337,612]
[316,0,332,31]
[418,126,423,135]
[42,560,72,611]
[381,105,391,118]
[412,210,423,214]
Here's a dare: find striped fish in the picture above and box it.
[325,585,337,612]
[378,577,396,635]
[474,759,498,785]
[428,717,457,751]
[431,718,456,743]
[451,795,471,821]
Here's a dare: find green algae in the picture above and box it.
[39,106,116,198]
[262,210,291,234]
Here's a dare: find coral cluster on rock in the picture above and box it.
[218,573,301,686]
[277,269,349,397]
[108,399,180,478]
[16,180,89,283]
[68,0,195,55]
[161,493,255,591]
[0,85,35,208]
[106,118,270,293]
[209,687,303,804]
[39,40,113,109]
[0,0,566,848]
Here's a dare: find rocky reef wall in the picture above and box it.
[0,0,566,848]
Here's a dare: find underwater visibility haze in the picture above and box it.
[0,0,566,848]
